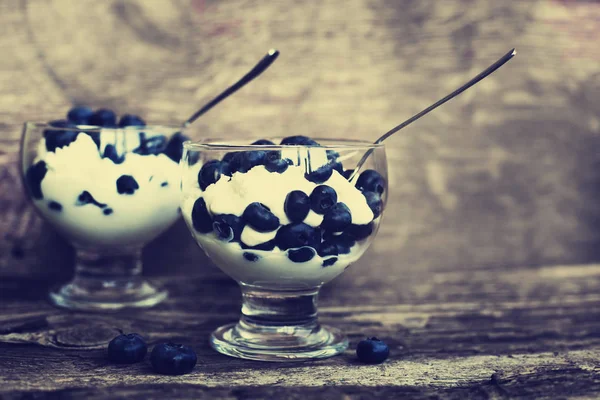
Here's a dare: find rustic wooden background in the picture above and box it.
[1,0,600,398]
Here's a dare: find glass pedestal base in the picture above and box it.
[210,322,348,362]
[209,284,348,362]
[48,247,167,312]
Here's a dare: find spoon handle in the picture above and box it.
[347,48,516,181]
[182,49,280,128]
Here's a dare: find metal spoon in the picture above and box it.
[347,48,517,181]
[182,49,280,128]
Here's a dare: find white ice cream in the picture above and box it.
[32,133,180,248]
[182,164,380,288]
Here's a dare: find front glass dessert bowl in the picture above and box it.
[180,137,388,361]
[20,121,190,311]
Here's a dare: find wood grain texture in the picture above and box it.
[1,0,600,398]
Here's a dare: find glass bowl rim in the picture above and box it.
[183,137,385,151]
[23,121,183,133]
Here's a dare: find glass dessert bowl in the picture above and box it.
[180,136,388,361]
[20,118,189,311]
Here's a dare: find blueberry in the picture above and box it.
[25,161,47,199]
[325,232,355,254]
[67,106,94,125]
[240,240,276,251]
[198,160,227,190]
[242,202,280,232]
[212,214,244,242]
[43,120,78,152]
[275,223,320,250]
[284,190,310,222]
[326,150,340,160]
[356,337,389,364]
[305,164,333,183]
[251,139,275,145]
[288,247,316,263]
[356,170,385,195]
[161,181,168,187]
[135,133,167,155]
[119,114,146,127]
[322,257,338,267]
[280,136,320,146]
[310,185,337,215]
[331,161,343,174]
[363,191,383,219]
[346,223,374,241]
[89,109,117,127]
[223,152,242,173]
[265,158,291,173]
[238,151,267,172]
[191,197,213,233]
[103,144,125,164]
[107,333,147,364]
[150,342,197,375]
[321,202,352,232]
[222,151,238,164]
[77,190,105,207]
[48,201,62,212]
[243,252,260,262]
[163,132,190,163]
[317,241,339,257]
[343,169,354,180]
[116,175,139,195]
[103,208,113,215]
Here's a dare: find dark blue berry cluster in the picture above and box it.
[107,332,197,375]
[192,136,387,267]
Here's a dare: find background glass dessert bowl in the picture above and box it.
[180,136,388,361]
[20,112,190,311]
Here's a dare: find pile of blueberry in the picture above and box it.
[41,106,190,163]
[191,136,386,267]
[107,332,197,375]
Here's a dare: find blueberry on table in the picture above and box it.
[356,337,389,364]
[150,342,197,375]
[251,139,275,145]
[309,185,338,215]
[356,169,385,195]
[321,202,352,232]
[212,214,244,242]
[288,246,316,263]
[280,136,320,146]
[89,109,117,127]
[107,333,147,364]
[48,201,62,212]
[119,114,146,127]
[191,197,213,233]
[43,120,78,152]
[242,202,280,232]
[284,190,310,223]
[265,158,291,173]
[67,106,94,125]
[25,161,47,200]
[275,223,320,250]
[116,175,139,195]
[363,191,383,219]
[103,144,125,164]
[198,160,228,190]
[305,164,333,184]
[163,132,190,163]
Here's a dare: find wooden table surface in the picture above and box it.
[2,0,600,398]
